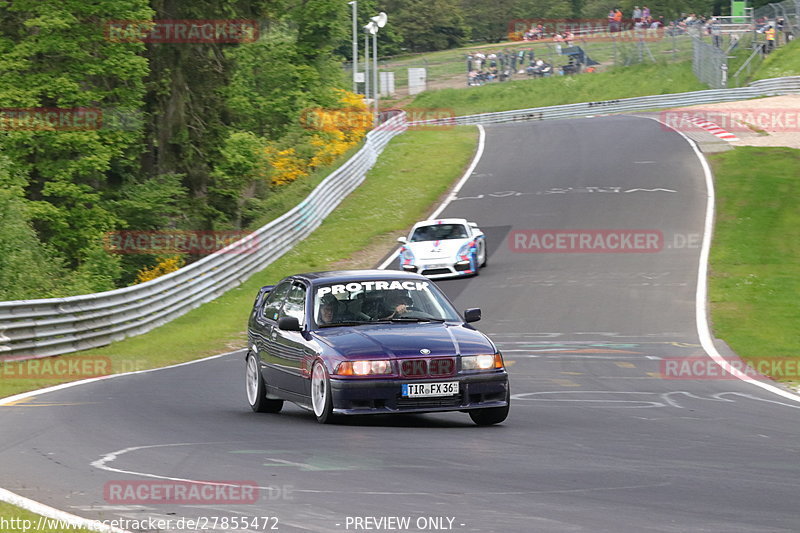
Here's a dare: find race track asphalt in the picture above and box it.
[2,116,799,533]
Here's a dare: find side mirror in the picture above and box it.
[277,316,301,331]
[464,308,481,323]
[397,236,408,245]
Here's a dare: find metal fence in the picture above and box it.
[3,77,800,362]
[0,112,407,361]
[754,0,800,37]
[413,76,800,126]
[691,1,799,89]
[693,36,730,89]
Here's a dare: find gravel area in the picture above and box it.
[671,95,800,149]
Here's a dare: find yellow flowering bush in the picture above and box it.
[266,147,309,186]
[265,89,372,187]
[135,255,186,284]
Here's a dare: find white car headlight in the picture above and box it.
[462,354,504,371]
[335,360,392,376]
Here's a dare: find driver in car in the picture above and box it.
[318,295,343,325]
[379,292,413,320]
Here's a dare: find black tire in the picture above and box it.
[246,352,283,413]
[469,387,509,426]
[311,361,336,424]
[480,241,488,268]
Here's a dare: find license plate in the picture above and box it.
[425,263,450,269]
[402,382,459,397]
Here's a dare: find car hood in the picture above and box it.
[311,323,494,358]
[406,239,470,260]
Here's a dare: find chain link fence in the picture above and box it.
[344,31,697,102]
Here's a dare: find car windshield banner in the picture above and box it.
[317,280,430,297]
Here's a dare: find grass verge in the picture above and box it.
[0,502,93,532]
[752,36,800,81]
[708,146,800,384]
[410,60,705,116]
[0,126,478,399]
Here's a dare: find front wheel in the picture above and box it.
[469,388,509,426]
[246,353,283,413]
[311,361,335,424]
[478,240,487,268]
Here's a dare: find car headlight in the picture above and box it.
[335,360,393,376]
[462,354,504,371]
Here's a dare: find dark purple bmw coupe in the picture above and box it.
[245,270,509,425]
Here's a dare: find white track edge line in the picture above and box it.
[647,116,800,403]
[0,349,243,406]
[378,124,486,270]
[0,487,130,533]
[0,350,244,530]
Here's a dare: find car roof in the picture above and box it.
[289,269,430,286]
[411,218,469,229]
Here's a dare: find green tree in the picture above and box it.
[0,0,151,275]
[384,0,468,52]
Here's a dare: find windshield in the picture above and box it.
[410,224,468,242]
[313,279,461,327]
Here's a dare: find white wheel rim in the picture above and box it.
[311,363,327,417]
[246,356,259,406]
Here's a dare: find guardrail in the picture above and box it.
[0,112,407,361]
[3,76,800,362]
[414,76,800,126]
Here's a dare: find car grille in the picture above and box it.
[421,268,451,276]
[396,392,463,409]
[400,357,456,378]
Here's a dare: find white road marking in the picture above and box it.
[378,124,486,270]
[657,117,800,404]
[0,487,129,533]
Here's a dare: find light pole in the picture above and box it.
[367,12,387,123]
[349,1,358,93]
[363,24,371,105]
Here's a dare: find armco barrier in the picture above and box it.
[2,77,799,361]
[0,112,406,361]
[411,76,800,127]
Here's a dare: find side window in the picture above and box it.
[280,283,307,325]
[261,281,292,321]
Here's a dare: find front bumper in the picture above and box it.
[329,372,508,415]
[402,261,475,279]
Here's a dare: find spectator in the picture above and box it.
[474,51,485,70]
[553,32,564,54]
[765,24,776,52]
[642,6,650,20]
[710,18,722,48]
[633,6,642,23]
[613,9,623,32]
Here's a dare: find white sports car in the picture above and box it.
[397,218,487,279]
